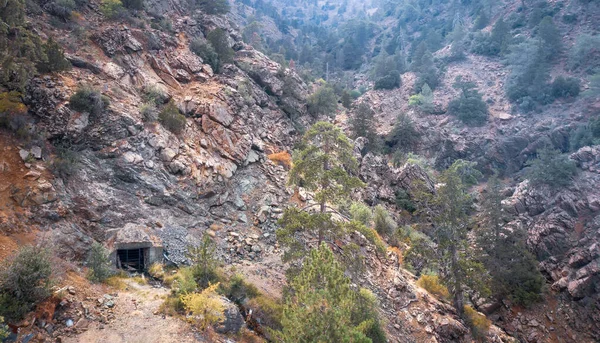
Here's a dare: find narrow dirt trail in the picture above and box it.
[63,280,201,343]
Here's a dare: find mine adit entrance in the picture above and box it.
[116,247,147,272]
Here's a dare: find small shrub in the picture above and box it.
[50,143,78,179]
[148,263,165,279]
[463,305,491,341]
[347,221,386,255]
[159,100,186,134]
[0,316,8,340]
[69,86,109,116]
[100,0,125,19]
[395,189,415,212]
[38,38,71,73]
[186,235,219,289]
[385,113,420,153]
[562,13,577,23]
[448,77,488,126]
[0,246,53,321]
[349,202,372,226]
[267,151,292,169]
[207,28,234,67]
[569,124,594,151]
[121,0,143,10]
[196,0,229,14]
[190,38,220,73]
[47,0,76,20]
[221,274,260,303]
[416,273,449,299]
[140,102,158,122]
[104,275,128,290]
[170,267,198,295]
[181,283,226,331]
[87,242,114,283]
[551,76,580,99]
[246,294,283,334]
[569,34,600,72]
[408,83,434,113]
[142,85,169,105]
[373,205,397,236]
[307,85,337,117]
[159,295,184,316]
[374,70,401,90]
[525,147,577,187]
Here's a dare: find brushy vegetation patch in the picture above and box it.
[267,151,292,169]
[0,246,53,322]
[416,273,450,300]
[464,305,491,341]
[69,86,110,117]
[159,100,186,134]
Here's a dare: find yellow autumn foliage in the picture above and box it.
[180,283,225,331]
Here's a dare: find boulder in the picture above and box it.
[214,297,244,334]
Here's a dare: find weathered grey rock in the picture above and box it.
[214,297,244,334]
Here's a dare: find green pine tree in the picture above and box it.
[277,122,364,262]
[272,243,373,343]
[477,176,544,307]
[415,161,488,315]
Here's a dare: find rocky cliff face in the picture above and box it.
[2,0,600,341]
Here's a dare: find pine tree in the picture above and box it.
[272,243,373,343]
[448,77,488,126]
[207,28,234,65]
[277,122,364,262]
[477,176,544,306]
[537,16,561,61]
[37,38,71,73]
[349,102,379,151]
[416,161,487,315]
[525,147,577,187]
[186,235,219,289]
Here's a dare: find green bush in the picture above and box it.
[159,100,186,134]
[87,242,114,283]
[207,28,234,67]
[50,143,78,179]
[568,34,600,72]
[349,202,372,226]
[307,85,337,117]
[385,113,420,152]
[69,86,109,116]
[374,70,400,90]
[0,316,8,340]
[448,78,488,126]
[220,273,259,303]
[47,0,75,20]
[395,189,415,212]
[37,38,71,73]
[569,124,595,151]
[186,235,219,289]
[373,205,397,236]
[121,0,143,10]
[190,38,220,73]
[0,246,52,321]
[525,147,577,187]
[100,0,125,19]
[196,0,229,14]
[551,76,580,99]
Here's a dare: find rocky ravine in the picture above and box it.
[0,3,518,343]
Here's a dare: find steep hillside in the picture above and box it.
[1,0,600,342]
